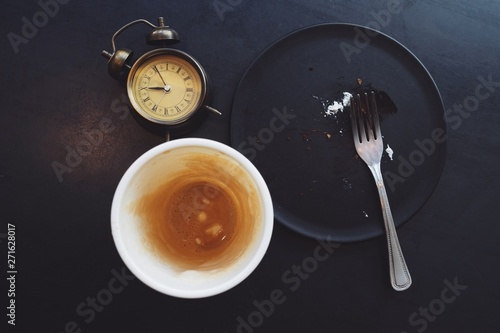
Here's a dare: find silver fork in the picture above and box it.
[350,92,412,291]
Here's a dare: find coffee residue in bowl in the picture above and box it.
[132,152,262,272]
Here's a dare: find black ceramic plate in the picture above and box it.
[230,24,446,242]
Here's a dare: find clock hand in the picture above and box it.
[153,66,168,86]
[147,86,165,90]
[152,91,167,111]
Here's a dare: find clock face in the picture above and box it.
[127,49,206,125]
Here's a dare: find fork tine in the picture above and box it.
[350,95,360,142]
[362,93,376,142]
[356,93,368,143]
[370,91,382,141]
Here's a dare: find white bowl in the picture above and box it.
[111,138,274,298]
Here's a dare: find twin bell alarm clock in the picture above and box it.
[101,17,220,139]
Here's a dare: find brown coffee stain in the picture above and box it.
[133,152,262,271]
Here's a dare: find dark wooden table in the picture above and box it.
[2,0,499,332]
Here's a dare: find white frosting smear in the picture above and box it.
[385,144,394,161]
[313,92,353,117]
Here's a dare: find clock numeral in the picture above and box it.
[140,90,149,100]
[144,97,155,110]
[186,88,194,92]
[176,67,181,74]
[183,76,191,81]
[140,78,150,88]
[175,106,182,113]
[143,97,151,103]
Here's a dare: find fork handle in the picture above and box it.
[369,164,412,291]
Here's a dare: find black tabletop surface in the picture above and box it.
[2,1,500,332]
